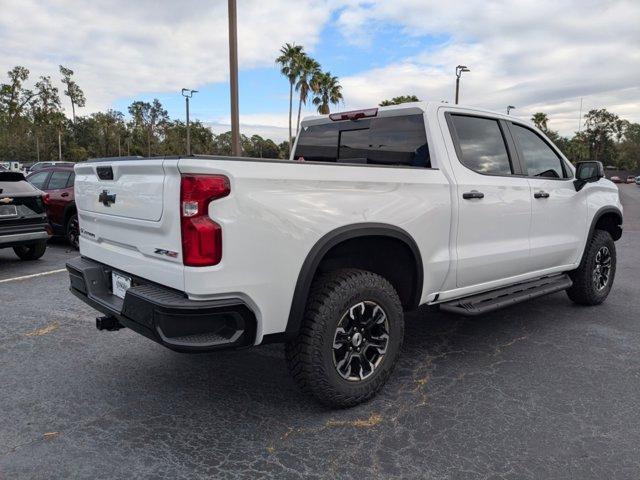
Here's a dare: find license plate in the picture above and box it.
[111,272,131,299]
[0,205,17,217]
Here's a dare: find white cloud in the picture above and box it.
[2,0,639,138]
[0,0,332,111]
[336,0,640,135]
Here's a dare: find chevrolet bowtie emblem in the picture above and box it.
[98,190,116,207]
[0,197,13,204]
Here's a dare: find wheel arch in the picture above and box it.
[589,206,623,242]
[284,223,423,340]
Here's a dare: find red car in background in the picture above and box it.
[27,165,79,248]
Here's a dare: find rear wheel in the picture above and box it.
[13,241,47,261]
[566,230,616,305]
[285,269,404,408]
[66,213,79,249]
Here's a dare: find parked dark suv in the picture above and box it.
[0,172,50,260]
[27,165,79,248]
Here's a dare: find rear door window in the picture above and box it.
[511,124,567,178]
[28,171,50,189]
[48,171,72,190]
[450,115,513,175]
[295,114,430,167]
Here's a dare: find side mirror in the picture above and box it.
[574,161,604,191]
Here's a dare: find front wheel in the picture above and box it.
[285,269,404,408]
[13,241,47,261]
[566,230,616,305]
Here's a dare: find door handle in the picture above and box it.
[463,190,484,200]
[61,192,69,197]
[534,190,550,199]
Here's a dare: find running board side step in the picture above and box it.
[440,274,573,316]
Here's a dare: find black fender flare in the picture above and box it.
[588,206,623,241]
[576,206,623,265]
[283,222,423,340]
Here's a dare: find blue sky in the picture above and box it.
[2,0,639,140]
[111,17,445,126]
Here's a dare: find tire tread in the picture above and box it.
[566,229,616,305]
[285,268,403,408]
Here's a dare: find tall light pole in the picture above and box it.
[228,0,241,156]
[506,105,515,115]
[455,65,470,105]
[181,88,198,156]
[578,97,583,133]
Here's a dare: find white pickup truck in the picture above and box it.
[67,102,622,407]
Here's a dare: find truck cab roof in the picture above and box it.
[300,102,534,128]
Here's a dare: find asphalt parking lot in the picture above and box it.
[1,186,640,480]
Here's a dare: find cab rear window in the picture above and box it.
[294,114,430,167]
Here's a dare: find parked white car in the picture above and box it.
[67,102,623,407]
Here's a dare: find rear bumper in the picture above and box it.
[66,256,257,352]
[0,222,50,247]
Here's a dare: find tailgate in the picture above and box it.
[75,160,165,221]
[74,159,185,291]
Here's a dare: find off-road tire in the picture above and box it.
[566,230,616,305]
[285,268,404,408]
[13,241,47,261]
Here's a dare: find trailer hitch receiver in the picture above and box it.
[96,316,125,331]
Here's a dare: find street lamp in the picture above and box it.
[455,65,470,105]
[506,105,515,115]
[181,88,198,156]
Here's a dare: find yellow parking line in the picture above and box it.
[0,268,67,284]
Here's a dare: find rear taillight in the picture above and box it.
[180,175,230,266]
[42,193,50,205]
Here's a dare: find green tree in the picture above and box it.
[127,99,168,157]
[244,134,281,158]
[531,112,549,132]
[617,122,640,171]
[160,120,215,155]
[0,66,36,160]
[0,66,34,121]
[311,72,343,115]
[276,43,304,154]
[30,75,63,161]
[59,65,86,123]
[583,108,620,164]
[278,140,290,159]
[92,110,124,157]
[295,55,320,136]
[379,95,420,106]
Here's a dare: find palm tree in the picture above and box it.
[531,112,549,132]
[276,43,304,153]
[312,72,343,115]
[295,56,320,136]
[379,95,420,106]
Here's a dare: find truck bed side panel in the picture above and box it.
[178,158,452,341]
